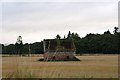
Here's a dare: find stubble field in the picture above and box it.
[2,55,118,78]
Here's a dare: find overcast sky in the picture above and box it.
[0,0,119,44]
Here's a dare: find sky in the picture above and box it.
[0,0,119,44]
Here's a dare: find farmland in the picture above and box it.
[2,55,118,78]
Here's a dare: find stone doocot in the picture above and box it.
[43,39,76,61]
[44,52,75,61]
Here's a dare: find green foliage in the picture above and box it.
[2,28,120,54]
[113,27,118,34]
[2,44,15,55]
[30,42,43,54]
[104,30,111,34]
[65,30,119,54]
[15,36,23,55]
[2,41,43,54]
[56,34,61,39]
[67,31,72,39]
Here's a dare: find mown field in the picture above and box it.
[2,55,118,78]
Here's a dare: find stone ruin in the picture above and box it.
[43,38,76,61]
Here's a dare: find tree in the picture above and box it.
[30,42,43,54]
[3,44,15,55]
[2,28,119,55]
[56,34,61,39]
[15,36,23,56]
[71,33,80,41]
[64,35,66,39]
[1,44,4,54]
[104,30,111,35]
[22,43,29,55]
[113,27,118,34]
[67,31,72,39]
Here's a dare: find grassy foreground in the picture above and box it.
[2,55,118,78]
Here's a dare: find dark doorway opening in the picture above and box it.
[67,56,69,59]
[52,56,55,60]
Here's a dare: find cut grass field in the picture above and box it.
[2,55,118,78]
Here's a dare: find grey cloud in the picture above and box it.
[1,1,118,44]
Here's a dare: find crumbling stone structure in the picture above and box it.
[43,38,76,61]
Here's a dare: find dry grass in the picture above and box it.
[2,55,118,78]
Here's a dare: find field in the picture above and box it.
[2,55,118,78]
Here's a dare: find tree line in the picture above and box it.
[1,27,120,55]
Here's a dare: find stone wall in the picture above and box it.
[43,52,75,61]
